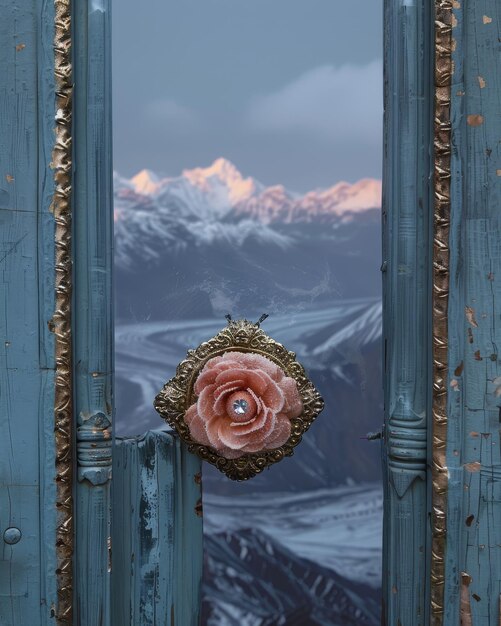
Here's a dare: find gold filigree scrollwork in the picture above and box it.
[431,1,453,622]
[53,0,73,622]
[154,319,324,481]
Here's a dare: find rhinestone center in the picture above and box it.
[232,399,249,415]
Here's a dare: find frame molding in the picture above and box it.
[53,0,74,622]
[431,1,453,622]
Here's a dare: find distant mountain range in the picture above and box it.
[115,158,382,225]
[114,159,382,322]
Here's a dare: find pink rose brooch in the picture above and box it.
[154,318,324,480]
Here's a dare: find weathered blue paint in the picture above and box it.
[382,0,433,624]
[0,1,58,625]
[111,431,203,626]
[72,0,114,623]
[444,1,501,623]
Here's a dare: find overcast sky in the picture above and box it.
[112,0,383,191]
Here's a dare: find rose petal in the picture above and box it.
[215,368,269,395]
[263,413,292,449]
[213,382,245,415]
[197,383,219,420]
[279,377,303,418]
[185,405,212,447]
[216,418,250,450]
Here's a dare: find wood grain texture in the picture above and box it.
[0,0,58,624]
[72,0,114,624]
[111,431,203,626]
[382,0,433,623]
[445,2,501,622]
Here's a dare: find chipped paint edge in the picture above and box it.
[52,0,74,622]
[431,0,453,622]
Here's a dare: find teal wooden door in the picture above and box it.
[0,0,60,622]
[0,1,202,625]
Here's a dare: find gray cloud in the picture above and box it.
[246,61,383,143]
[144,98,201,131]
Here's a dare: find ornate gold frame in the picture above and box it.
[53,0,74,623]
[154,319,324,481]
[431,1,453,622]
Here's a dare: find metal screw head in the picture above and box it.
[3,527,21,544]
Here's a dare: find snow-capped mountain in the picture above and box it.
[114,159,382,322]
[114,158,381,226]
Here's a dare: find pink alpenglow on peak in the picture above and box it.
[185,351,303,458]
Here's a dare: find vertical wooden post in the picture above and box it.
[111,432,203,626]
[382,0,433,623]
[0,2,59,624]
[439,1,501,623]
[72,0,113,624]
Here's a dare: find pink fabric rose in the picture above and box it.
[185,351,303,458]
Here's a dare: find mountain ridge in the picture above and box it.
[114,158,381,225]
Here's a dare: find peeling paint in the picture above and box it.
[455,361,464,376]
[15,43,25,52]
[465,462,481,472]
[465,306,479,327]
[461,573,473,626]
[483,15,492,24]
[467,114,484,127]
[478,76,486,88]
[5,174,14,183]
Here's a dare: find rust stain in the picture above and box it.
[488,273,495,280]
[478,76,486,88]
[465,461,481,472]
[15,43,26,52]
[194,472,202,485]
[467,328,474,343]
[465,514,475,527]
[461,573,473,626]
[472,594,481,602]
[454,361,464,376]
[483,15,492,24]
[465,306,479,327]
[467,114,484,127]
[195,498,203,517]
[470,432,479,438]
[5,174,14,183]
[474,350,483,361]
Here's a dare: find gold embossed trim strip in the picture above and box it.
[431,1,453,623]
[53,0,73,622]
